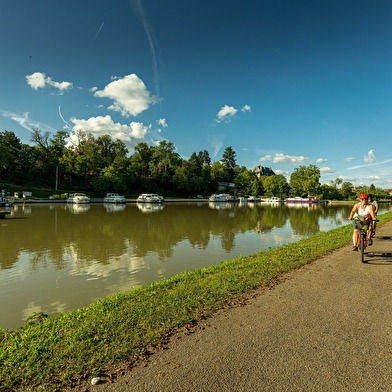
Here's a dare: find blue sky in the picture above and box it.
[1,0,392,188]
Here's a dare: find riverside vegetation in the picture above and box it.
[1,211,392,391]
[1,129,390,201]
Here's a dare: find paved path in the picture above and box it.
[79,222,392,392]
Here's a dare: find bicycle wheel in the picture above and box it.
[359,232,366,263]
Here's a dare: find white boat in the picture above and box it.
[0,196,14,207]
[263,197,283,203]
[285,196,318,204]
[0,190,14,207]
[67,193,90,204]
[137,193,164,203]
[103,193,127,203]
[247,196,261,202]
[209,194,228,202]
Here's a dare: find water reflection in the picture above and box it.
[137,203,165,213]
[104,204,126,213]
[67,204,90,214]
[0,202,390,330]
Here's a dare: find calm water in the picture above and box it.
[1,201,390,330]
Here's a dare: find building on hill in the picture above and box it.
[254,166,275,178]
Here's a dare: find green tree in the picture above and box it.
[210,161,228,183]
[0,131,24,182]
[221,146,236,182]
[234,166,261,196]
[149,141,182,191]
[289,165,320,197]
[341,182,355,200]
[198,150,211,165]
[263,174,290,198]
[319,184,342,200]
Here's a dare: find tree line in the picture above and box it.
[0,128,389,200]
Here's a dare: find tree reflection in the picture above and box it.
[0,203,387,272]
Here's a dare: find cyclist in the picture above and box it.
[348,193,377,251]
[368,194,379,236]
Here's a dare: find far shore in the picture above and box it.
[12,199,387,205]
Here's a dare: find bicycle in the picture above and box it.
[353,217,370,263]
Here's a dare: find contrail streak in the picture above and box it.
[131,0,160,96]
[93,22,104,42]
[58,105,70,129]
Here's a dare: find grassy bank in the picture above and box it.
[2,212,392,391]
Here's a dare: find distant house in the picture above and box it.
[254,166,275,178]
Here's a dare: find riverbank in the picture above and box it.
[12,197,207,204]
[2,211,392,391]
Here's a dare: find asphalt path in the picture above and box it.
[76,221,392,392]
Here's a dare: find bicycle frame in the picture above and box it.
[357,228,367,263]
[354,219,368,263]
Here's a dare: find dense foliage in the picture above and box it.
[0,129,390,200]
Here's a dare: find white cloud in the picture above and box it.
[364,149,375,163]
[365,175,381,182]
[338,175,358,182]
[129,121,151,139]
[26,72,73,93]
[344,157,354,162]
[316,158,327,163]
[216,105,238,122]
[1,110,56,133]
[241,105,251,112]
[69,115,150,146]
[157,118,168,128]
[94,74,160,117]
[1,110,33,130]
[272,154,309,164]
[208,134,225,159]
[320,166,334,173]
[259,155,272,162]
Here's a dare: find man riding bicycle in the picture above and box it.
[348,193,377,251]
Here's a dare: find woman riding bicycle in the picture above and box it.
[348,193,377,251]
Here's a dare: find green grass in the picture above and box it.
[1,211,392,391]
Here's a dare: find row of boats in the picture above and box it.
[66,192,165,204]
[3,191,318,206]
[208,194,319,204]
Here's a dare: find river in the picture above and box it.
[1,201,390,330]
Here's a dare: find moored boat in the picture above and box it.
[209,194,227,202]
[0,190,14,207]
[0,197,14,207]
[67,193,90,204]
[262,197,283,203]
[103,193,127,203]
[285,196,318,204]
[209,194,239,202]
[137,193,164,203]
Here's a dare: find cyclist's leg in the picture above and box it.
[367,227,373,245]
[352,229,359,250]
[372,219,377,237]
